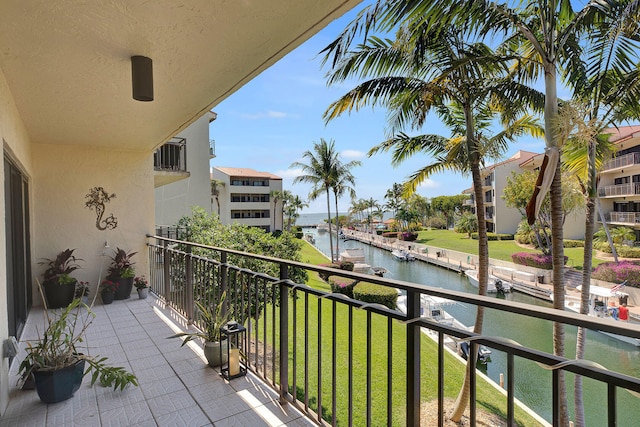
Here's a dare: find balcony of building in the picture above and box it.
[154,137,190,188]
[209,139,216,159]
[5,235,640,426]
[601,152,640,173]
[608,211,640,226]
[599,183,640,198]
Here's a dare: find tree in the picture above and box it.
[323,18,543,422]
[290,139,340,261]
[330,159,361,256]
[210,179,225,216]
[270,190,285,232]
[284,194,308,230]
[384,183,405,219]
[454,212,478,238]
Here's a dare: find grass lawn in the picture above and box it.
[275,240,544,426]
[415,228,606,269]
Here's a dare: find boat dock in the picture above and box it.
[338,229,555,301]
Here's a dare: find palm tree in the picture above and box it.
[210,179,225,216]
[350,3,639,423]
[323,20,543,422]
[331,160,361,257]
[284,194,308,230]
[384,183,404,219]
[291,139,340,261]
[269,190,284,232]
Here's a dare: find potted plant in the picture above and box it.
[107,248,137,300]
[100,279,118,305]
[134,276,149,299]
[18,297,137,404]
[169,293,233,367]
[75,281,90,305]
[38,249,82,309]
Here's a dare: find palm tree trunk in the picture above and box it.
[334,193,340,259]
[326,189,335,262]
[450,108,488,422]
[544,61,569,426]
[596,198,618,262]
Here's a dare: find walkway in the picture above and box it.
[2,296,314,427]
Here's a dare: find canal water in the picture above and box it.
[306,228,640,426]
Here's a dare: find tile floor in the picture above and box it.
[1,295,316,426]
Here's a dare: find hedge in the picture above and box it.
[594,243,640,258]
[398,231,418,241]
[382,232,398,238]
[592,261,640,288]
[563,239,584,248]
[353,282,398,309]
[511,252,568,270]
[328,275,357,298]
[471,233,514,241]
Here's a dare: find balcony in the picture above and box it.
[209,139,216,159]
[8,236,640,426]
[602,152,640,172]
[608,211,640,225]
[599,182,640,198]
[154,137,189,187]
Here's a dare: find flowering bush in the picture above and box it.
[592,261,640,288]
[318,263,340,281]
[328,276,357,298]
[100,279,118,293]
[134,276,148,290]
[511,252,567,270]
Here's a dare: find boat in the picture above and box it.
[371,266,387,277]
[316,223,330,233]
[303,232,315,244]
[391,249,415,261]
[464,269,512,294]
[558,285,640,347]
[458,341,492,364]
[339,247,365,264]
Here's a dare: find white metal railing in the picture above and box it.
[599,183,640,197]
[602,152,640,171]
[609,211,640,224]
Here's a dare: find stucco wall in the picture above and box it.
[31,144,154,305]
[0,65,33,416]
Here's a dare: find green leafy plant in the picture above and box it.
[107,247,137,278]
[39,249,82,285]
[74,281,90,298]
[100,279,118,293]
[170,293,233,344]
[134,276,148,290]
[18,294,137,391]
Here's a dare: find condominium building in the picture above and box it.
[598,125,640,242]
[465,150,585,239]
[211,167,283,232]
[154,112,217,226]
[464,150,538,234]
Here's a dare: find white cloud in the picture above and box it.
[275,168,303,179]
[417,179,439,189]
[240,110,292,120]
[341,149,366,159]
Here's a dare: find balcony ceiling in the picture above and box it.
[0,0,360,151]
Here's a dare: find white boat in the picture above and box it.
[392,249,415,261]
[558,285,640,347]
[303,232,315,244]
[464,269,512,293]
[339,247,365,264]
[316,223,330,233]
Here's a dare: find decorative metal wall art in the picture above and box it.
[85,187,118,230]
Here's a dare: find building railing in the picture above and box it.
[609,211,640,224]
[599,182,640,197]
[209,139,216,158]
[602,152,640,172]
[147,234,640,427]
[154,137,187,172]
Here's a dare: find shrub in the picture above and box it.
[318,263,340,281]
[614,245,640,258]
[338,261,354,271]
[511,252,567,270]
[471,233,514,241]
[563,240,584,248]
[592,261,640,288]
[382,232,398,238]
[398,231,418,241]
[294,231,303,239]
[429,217,447,229]
[328,276,357,298]
[353,282,398,309]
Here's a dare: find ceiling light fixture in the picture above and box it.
[131,55,153,102]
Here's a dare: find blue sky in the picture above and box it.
[209,2,548,214]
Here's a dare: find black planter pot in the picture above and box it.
[33,358,85,404]
[101,290,115,305]
[43,279,76,309]
[114,277,133,300]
